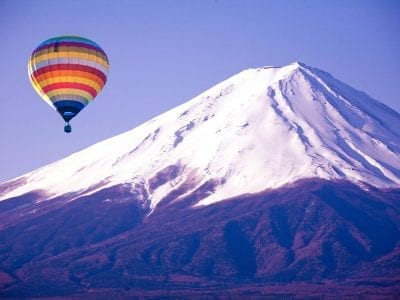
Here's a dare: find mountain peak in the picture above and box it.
[254,61,309,72]
[241,62,321,91]
[286,61,309,70]
[1,63,399,208]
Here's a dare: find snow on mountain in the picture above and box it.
[1,62,399,208]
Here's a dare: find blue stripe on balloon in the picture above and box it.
[38,36,101,48]
[53,100,86,110]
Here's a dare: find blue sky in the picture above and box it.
[0,0,399,182]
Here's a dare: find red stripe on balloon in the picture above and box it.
[32,64,107,83]
[42,82,98,98]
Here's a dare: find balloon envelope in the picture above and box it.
[28,36,109,123]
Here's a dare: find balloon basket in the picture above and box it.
[64,124,72,133]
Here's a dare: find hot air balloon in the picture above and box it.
[28,36,109,133]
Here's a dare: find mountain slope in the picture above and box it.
[1,62,400,210]
[0,179,399,298]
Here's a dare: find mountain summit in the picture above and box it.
[1,62,399,208]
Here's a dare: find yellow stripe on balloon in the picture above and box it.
[46,88,93,101]
[30,51,109,68]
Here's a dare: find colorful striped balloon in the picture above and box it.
[28,36,109,132]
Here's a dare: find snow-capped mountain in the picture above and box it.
[1,62,399,208]
[1,62,400,298]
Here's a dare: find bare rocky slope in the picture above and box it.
[0,179,399,297]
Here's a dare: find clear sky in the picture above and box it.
[0,0,399,183]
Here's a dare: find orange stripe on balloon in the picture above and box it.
[42,82,97,98]
[36,76,101,93]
